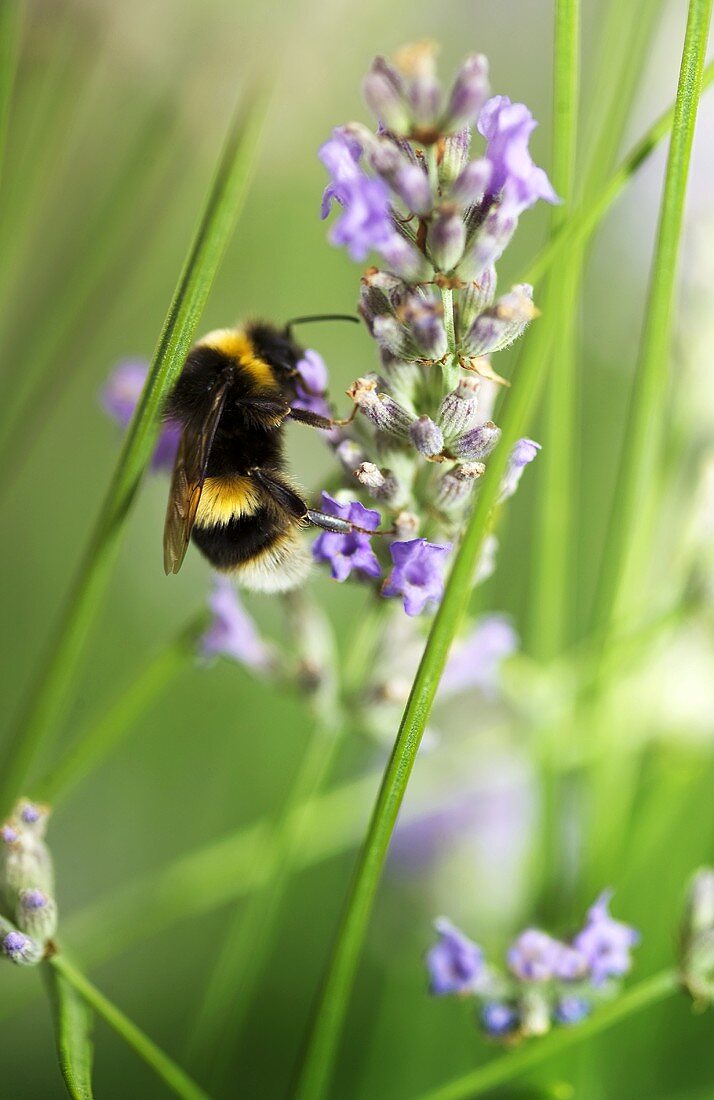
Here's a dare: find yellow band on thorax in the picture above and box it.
[198,328,278,390]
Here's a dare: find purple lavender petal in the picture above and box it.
[478,96,559,213]
[312,492,382,582]
[102,360,180,471]
[200,577,273,672]
[382,539,451,616]
[426,917,484,995]
[440,614,518,699]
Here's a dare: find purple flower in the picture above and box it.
[1,824,18,844]
[507,929,563,982]
[498,438,541,502]
[426,918,484,995]
[554,996,591,1026]
[312,493,381,582]
[200,577,274,672]
[20,803,40,824]
[440,614,518,699]
[2,931,32,962]
[573,891,640,986]
[102,360,181,471]
[292,349,333,421]
[382,539,451,616]
[481,1002,519,1037]
[478,96,559,213]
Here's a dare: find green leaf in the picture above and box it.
[0,91,268,816]
[44,960,95,1100]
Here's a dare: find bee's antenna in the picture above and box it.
[286,313,360,336]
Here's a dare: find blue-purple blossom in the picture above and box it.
[498,438,541,502]
[200,577,274,673]
[320,129,414,269]
[312,493,382,582]
[2,930,32,962]
[554,996,591,1026]
[478,96,559,213]
[481,1002,519,1037]
[102,361,181,470]
[426,918,484,995]
[507,929,563,982]
[440,614,518,699]
[293,349,332,420]
[382,539,451,616]
[573,891,640,985]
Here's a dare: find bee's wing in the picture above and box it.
[163,378,230,575]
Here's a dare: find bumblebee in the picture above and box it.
[162,315,362,592]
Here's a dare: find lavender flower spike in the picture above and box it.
[312,493,382,582]
[102,360,181,471]
[573,890,640,986]
[426,917,484,995]
[382,539,451,616]
[200,577,274,673]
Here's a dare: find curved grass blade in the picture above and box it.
[0,0,22,193]
[0,93,268,816]
[413,970,678,1100]
[44,960,95,1100]
[590,0,712,638]
[48,954,210,1100]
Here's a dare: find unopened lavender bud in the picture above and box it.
[372,315,413,359]
[393,511,420,540]
[451,157,492,205]
[458,267,497,332]
[347,377,415,439]
[1,825,19,845]
[363,58,410,134]
[436,462,484,511]
[1,834,54,905]
[2,929,42,966]
[402,296,447,359]
[439,127,471,186]
[438,377,480,441]
[459,203,518,280]
[410,416,444,459]
[443,53,489,131]
[428,204,466,271]
[18,800,49,837]
[17,888,57,942]
[451,420,501,461]
[336,439,366,474]
[463,285,536,356]
[359,282,396,333]
[380,234,425,281]
[394,41,441,129]
[355,463,404,505]
[369,141,432,215]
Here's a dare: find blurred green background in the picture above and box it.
[1,0,713,1096]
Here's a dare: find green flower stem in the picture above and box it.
[414,970,679,1100]
[0,96,267,817]
[44,961,95,1100]
[34,615,206,804]
[522,57,714,289]
[529,0,580,660]
[48,954,211,1100]
[0,0,22,193]
[590,0,713,639]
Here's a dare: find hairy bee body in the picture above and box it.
[163,322,314,591]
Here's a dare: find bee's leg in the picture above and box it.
[305,510,384,537]
[288,406,358,430]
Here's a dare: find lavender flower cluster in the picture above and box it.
[427,891,639,1043]
[0,800,57,966]
[308,41,553,610]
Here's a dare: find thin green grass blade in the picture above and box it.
[48,955,210,1100]
[590,0,713,639]
[44,961,95,1100]
[0,93,268,816]
[35,616,204,803]
[529,0,580,660]
[413,970,679,1100]
[0,0,22,193]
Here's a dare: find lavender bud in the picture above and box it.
[458,267,497,333]
[458,202,518,280]
[347,377,415,439]
[480,1002,519,1039]
[363,58,410,134]
[435,462,484,511]
[499,438,541,502]
[450,157,492,205]
[439,127,471,186]
[394,41,441,129]
[393,511,420,540]
[2,929,42,966]
[369,141,432,215]
[443,53,490,131]
[18,801,49,837]
[372,315,414,359]
[463,285,536,357]
[1,832,54,907]
[381,233,426,280]
[354,463,404,505]
[401,295,448,360]
[359,282,396,333]
[438,377,480,441]
[450,420,501,461]
[1,825,19,845]
[428,204,466,271]
[409,416,444,459]
[336,439,366,475]
[16,888,57,942]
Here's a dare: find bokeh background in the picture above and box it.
[1,0,713,1096]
